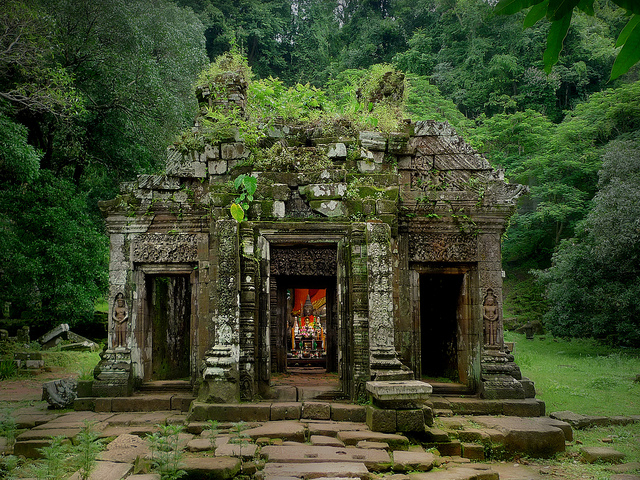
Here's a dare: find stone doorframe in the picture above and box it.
[256,229,350,398]
[409,263,480,394]
[131,263,199,384]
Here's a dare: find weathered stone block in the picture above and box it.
[327,143,347,158]
[376,199,397,215]
[462,442,485,460]
[366,405,396,433]
[392,450,436,472]
[396,409,425,433]
[331,403,366,422]
[42,378,77,409]
[208,160,228,175]
[581,447,626,464]
[302,401,331,420]
[188,403,270,422]
[271,402,301,421]
[309,199,346,217]
[221,142,250,160]
[300,183,347,200]
[357,159,379,173]
[182,456,241,480]
[366,380,432,409]
[360,131,387,151]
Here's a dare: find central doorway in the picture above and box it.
[147,275,191,380]
[420,273,464,383]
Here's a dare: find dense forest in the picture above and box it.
[1,0,638,345]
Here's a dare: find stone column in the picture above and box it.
[367,222,412,381]
[239,223,256,400]
[477,231,524,399]
[200,219,241,402]
[349,223,370,401]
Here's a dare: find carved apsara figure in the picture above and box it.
[113,293,129,348]
[483,289,499,346]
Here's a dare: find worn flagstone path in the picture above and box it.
[4,401,640,480]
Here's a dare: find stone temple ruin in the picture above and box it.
[95,70,531,407]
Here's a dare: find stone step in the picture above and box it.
[407,465,499,480]
[261,461,369,479]
[138,380,193,393]
[260,445,392,471]
[68,461,133,480]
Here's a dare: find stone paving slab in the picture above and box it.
[392,451,437,472]
[182,456,241,480]
[408,465,498,480]
[356,440,388,449]
[189,402,271,422]
[98,425,158,438]
[68,460,133,480]
[310,435,345,447]
[337,430,409,450]
[14,412,61,429]
[98,433,152,463]
[550,411,609,429]
[14,438,70,458]
[581,446,626,464]
[216,442,258,458]
[306,421,369,437]
[42,411,114,427]
[473,416,566,458]
[261,461,369,479]
[244,421,307,442]
[261,445,392,471]
[16,426,81,441]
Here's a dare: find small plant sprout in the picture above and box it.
[148,424,187,480]
[31,435,71,480]
[73,421,104,480]
[230,174,257,222]
[206,419,220,452]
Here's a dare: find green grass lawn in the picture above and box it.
[505,331,640,416]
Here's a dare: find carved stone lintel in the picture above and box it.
[270,247,337,277]
[408,233,477,262]
[132,233,199,263]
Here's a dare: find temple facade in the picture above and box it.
[95,74,530,403]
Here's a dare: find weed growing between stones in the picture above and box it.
[230,421,251,471]
[30,435,70,480]
[148,424,187,480]
[72,421,104,480]
[207,419,220,452]
[0,409,17,447]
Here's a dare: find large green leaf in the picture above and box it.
[577,0,595,15]
[524,1,549,27]
[230,203,245,222]
[495,0,543,15]
[543,13,572,73]
[547,0,581,21]
[611,18,640,80]
[615,14,640,47]
[612,0,640,15]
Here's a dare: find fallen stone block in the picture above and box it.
[474,416,565,458]
[550,411,608,429]
[42,378,77,409]
[581,446,626,464]
[182,456,241,480]
[392,451,437,472]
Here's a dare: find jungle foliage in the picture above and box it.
[1,0,639,344]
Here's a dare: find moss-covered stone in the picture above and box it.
[211,192,235,208]
[299,183,347,200]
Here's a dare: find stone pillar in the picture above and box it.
[477,232,524,399]
[200,219,241,403]
[367,222,412,381]
[349,223,370,401]
[239,223,256,400]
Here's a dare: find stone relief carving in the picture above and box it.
[483,288,499,346]
[132,234,199,263]
[408,233,477,262]
[270,248,337,277]
[113,293,129,348]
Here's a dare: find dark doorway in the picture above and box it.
[147,275,191,380]
[420,273,463,382]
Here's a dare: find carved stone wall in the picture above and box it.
[131,234,200,263]
[408,232,477,263]
[270,247,337,277]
